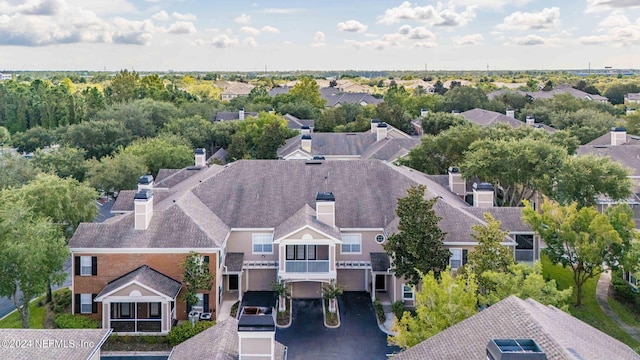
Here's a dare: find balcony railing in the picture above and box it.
[285,260,329,273]
[515,249,534,262]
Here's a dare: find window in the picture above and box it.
[252,234,273,254]
[402,284,414,301]
[149,302,160,317]
[375,234,386,244]
[192,293,204,312]
[120,303,131,318]
[449,248,462,270]
[80,256,92,276]
[80,294,92,314]
[341,234,361,254]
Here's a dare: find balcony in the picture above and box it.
[285,260,330,273]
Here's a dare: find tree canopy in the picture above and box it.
[466,213,514,290]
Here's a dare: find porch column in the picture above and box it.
[238,273,243,301]
[329,244,335,272]
[163,302,169,332]
[103,303,109,330]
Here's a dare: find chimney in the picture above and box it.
[506,107,515,118]
[238,306,276,360]
[448,167,466,197]
[472,182,494,208]
[316,192,335,227]
[134,190,153,230]
[376,122,388,141]
[137,175,154,191]
[301,125,311,136]
[525,115,535,126]
[420,108,429,117]
[239,108,245,120]
[486,339,547,360]
[301,134,312,153]
[268,108,275,114]
[611,127,627,146]
[195,148,206,167]
[370,118,381,133]
[451,110,461,115]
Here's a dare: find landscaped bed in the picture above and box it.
[323,299,339,328]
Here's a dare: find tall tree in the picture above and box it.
[180,252,214,311]
[86,152,147,194]
[105,69,140,104]
[288,77,325,109]
[523,200,634,306]
[443,86,489,112]
[0,196,68,327]
[227,112,296,161]
[32,146,88,182]
[0,153,39,189]
[60,120,133,160]
[466,213,514,290]
[384,185,450,286]
[390,270,478,349]
[121,134,194,176]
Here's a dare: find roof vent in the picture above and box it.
[301,125,310,130]
[377,122,388,128]
[133,189,153,200]
[473,182,494,191]
[301,134,312,140]
[312,156,326,160]
[612,127,627,132]
[138,175,154,185]
[316,192,335,201]
[486,339,547,360]
[593,145,609,149]
[305,160,323,165]
[194,148,206,155]
[448,166,460,173]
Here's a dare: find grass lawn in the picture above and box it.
[541,255,640,351]
[0,296,46,329]
[609,297,640,327]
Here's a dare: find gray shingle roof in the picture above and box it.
[577,145,640,176]
[214,111,258,121]
[460,108,555,133]
[273,204,341,240]
[361,137,421,162]
[225,253,244,272]
[466,207,530,232]
[0,329,112,360]
[370,253,391,272]
[284,114,315,130]
[96,265,182,299]
[627,93,640,101]
[393,296,640,360]
[278,132,378,157]
[169,318,287,360]
[583,131,640,147]
[156,169,182,183]
[324,92,383,107]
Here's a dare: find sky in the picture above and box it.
[1,0,640,72]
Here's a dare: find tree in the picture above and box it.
[390,269,478,349]
[180,252,214,311]
[322,280,344,313]
[480,262,572,310]
[466,213,514,290]
[272,280,290,312]
[522,200,633,306]
[162,115,215,149]
[384,185,450,286]
[86,152,147,194]
[0,153,39,189]
[60,120,133,160]
[443,86,489,112]
[121,134,194,177]
[0,125,10,145]
[227,112,296,160]
[105,69,140,104]
[420,112,467,136]
[551,155,632,208]
[32,146,88,182]
[288,77,325,108]
[0,196,68,327]
[12,126,55,153]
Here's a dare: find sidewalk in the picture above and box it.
[595,271,640,342]
[378,304,397,336]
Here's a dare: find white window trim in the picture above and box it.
[449,248,462,270]
[252,233,274,254]
[340,234,362,255]
[80,256,92,276]
[402,284,414,301]
[80,294,92,314]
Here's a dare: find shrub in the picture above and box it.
[54,314,99,329]
[167,320,216,346]
[373,298,385,323]
[51,288,72,314]
[230,301,240,318]
[611,269,640,309]
[391,301,405,320]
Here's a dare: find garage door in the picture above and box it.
[292,282,322,298]
[337,269,367,292]
[246,269,277,291]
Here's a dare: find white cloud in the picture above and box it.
[585,0,640,13]
[579,13,640,46]
[496,7,560,31]
[395,25,435,40]
[598,12,631,27]
[453,33,484,46]
[261,25,280,34]
[65,0,136,15]
[344,39,389,50]
[167,21,196,34]
[377,1,477,27]
[312,31,325,47]
[337,19,368,33]
[413,41,437,48]
[513,34,547,45]
[151,10,169,21]
[239,26,261,36]
[211,34,238,48]
[578,35,610,45]
[234,13,251,24]
[262,8,301,14]
[451,0,533,9]
[243,36,257,47]
[171,12,196,21]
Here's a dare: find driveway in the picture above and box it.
[276,292,400,360]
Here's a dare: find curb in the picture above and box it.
[376,312,397,336]
[323,299,340,329]
[275,298,292,329]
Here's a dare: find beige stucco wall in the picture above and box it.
[226,231,278,263]
[110,283,157,297]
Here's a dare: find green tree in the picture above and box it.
[390,269,478,349]
[420,112,467,136]
[0,196,68,327]
[86,152,147,194]
[443,86,489,112]
[32,146,88,181]
[466,213,514,290]
[288,77,325,108]
[12,126,55,153]
[480,262,572,310]
[227,112,296,160]
[180,252,214,310]
[0,153,39,189]
[0,125,10,145]
[523,200,633,306]
[105,69,140,104]
[121,134,194,176]
[60,120,133,160]
[384,185,450,286]
[551,155,632,208]
[162,115,215,149]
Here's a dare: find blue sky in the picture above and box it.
[0,0,639,71]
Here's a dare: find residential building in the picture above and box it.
[70,152,538,334]
[0,73,11,80]
[219,81,254,101]
[460,108,555,133]
[488,85,609,103]
[283,114,315,132]
[324,92,383,108]
[278,119,419,161]
[392,295,639,360]
[0,328,111,360]
[625,93,640,104]
[214,109,258,122]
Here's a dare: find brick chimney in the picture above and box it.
[238,306,276,360]
[370,118,381,133]
[376,122,388,141]
[448,167,466,197]
[472,182,494,208]
[611,127,627,146]
[316,192,335,227]
[239,108,245,121]
[506,108,515,118]
[301,135,312,153]
[137,175,154,191]
[134,190,153,230]
[195,148,206,167]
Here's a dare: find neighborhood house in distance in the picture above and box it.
[69,146,540,335]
